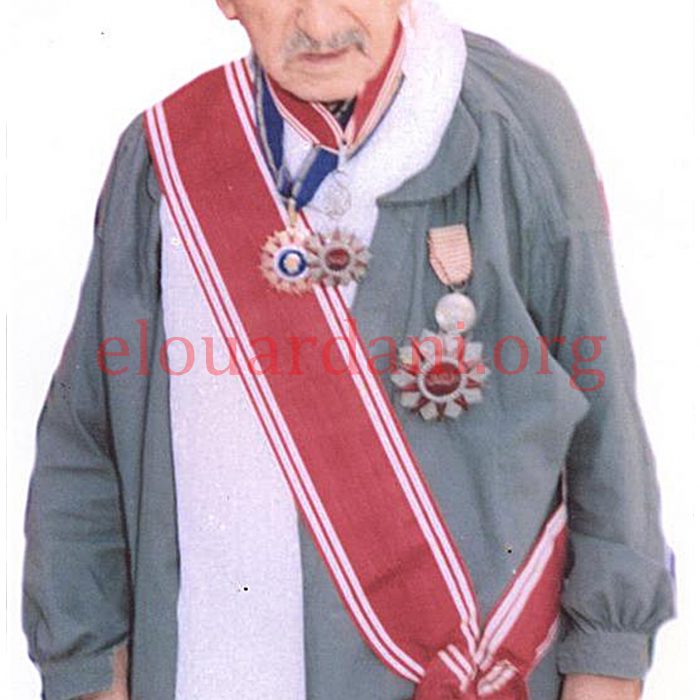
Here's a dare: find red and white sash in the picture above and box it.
[144,59,567,700]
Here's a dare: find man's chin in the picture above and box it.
[280,75,363,103]
[277,58,372,102]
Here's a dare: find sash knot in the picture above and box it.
[413,648,529,700]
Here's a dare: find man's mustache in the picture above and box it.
[284,28,368,60]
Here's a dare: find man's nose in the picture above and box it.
[295,0,348,46]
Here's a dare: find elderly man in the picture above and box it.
[22,1,674,699]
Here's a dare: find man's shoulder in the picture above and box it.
[459,29,606,231]
[459,29,578,131]
[109,111,159,198]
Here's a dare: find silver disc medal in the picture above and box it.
[435,292,478,335]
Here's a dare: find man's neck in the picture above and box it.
[323,98,357,126]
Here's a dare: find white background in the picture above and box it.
[2,1,697,697]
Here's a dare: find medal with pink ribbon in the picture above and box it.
[391,224,490,421]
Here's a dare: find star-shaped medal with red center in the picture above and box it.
[391,330,489,421]
[305,230,371,287]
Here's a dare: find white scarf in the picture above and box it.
[163,2,466,697]
[285,0,467,306]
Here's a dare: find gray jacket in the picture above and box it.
[22,31,675,700]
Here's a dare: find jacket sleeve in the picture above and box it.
[21,122,145,700]
[519,73,676,679]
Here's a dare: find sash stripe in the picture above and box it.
[534,620,560,663]
[475,505,566,668]
[439,650,471,690]
[478,662,519,695]
[353,35,406,147]
[447,643,476,678]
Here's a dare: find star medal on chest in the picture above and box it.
[391,224,490,421]
[260,197,371,293]
[260,200,314,294]
[254,26,405,293]
[260,191,373,293]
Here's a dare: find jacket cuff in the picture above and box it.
[556,630,652,679]
[38,642,124,700]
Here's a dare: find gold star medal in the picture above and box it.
[260,202,314,294]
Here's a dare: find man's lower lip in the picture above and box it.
[298,48,351,64]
